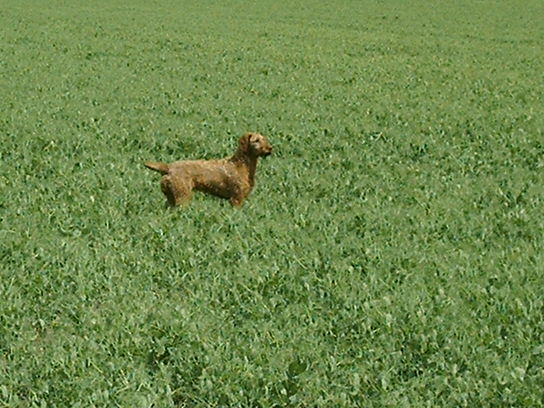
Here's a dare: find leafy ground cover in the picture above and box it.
[1,0,543,406]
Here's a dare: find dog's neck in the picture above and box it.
[231,151,258,188]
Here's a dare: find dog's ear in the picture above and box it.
[239,133,251,152]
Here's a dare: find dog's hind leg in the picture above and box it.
[160,175,192,207]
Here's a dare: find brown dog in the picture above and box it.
[144,132,272,207]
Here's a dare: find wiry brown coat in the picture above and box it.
[144,132,272,207]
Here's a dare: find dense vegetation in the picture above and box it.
[1,0,543,406]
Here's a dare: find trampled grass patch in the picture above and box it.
[1,0,543,406]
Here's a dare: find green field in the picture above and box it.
[1,0,543,406]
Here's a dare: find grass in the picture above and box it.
[1,0,543,406]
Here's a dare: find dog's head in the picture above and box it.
[239,132,272,157]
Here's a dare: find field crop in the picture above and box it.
[1,0,543,406]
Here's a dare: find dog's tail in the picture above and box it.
[144,161,170,174]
